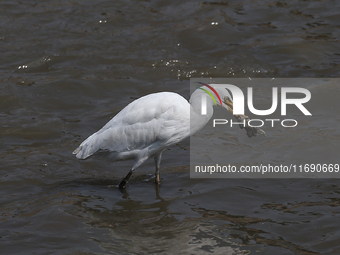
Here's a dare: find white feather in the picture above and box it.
[73,92,190,169]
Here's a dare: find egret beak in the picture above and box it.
[223,96,266,137]
[223,97,248,119]
[223,97,234,114]
[223,97,266,137]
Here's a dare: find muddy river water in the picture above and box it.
[1,0,340,254]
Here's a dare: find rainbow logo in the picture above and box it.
[197,82,223,106]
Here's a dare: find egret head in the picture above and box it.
[220,92,234,115]
[194,83,236,116]
[210,86,235,115]
[193,83,266,137]
[207,85,266,137]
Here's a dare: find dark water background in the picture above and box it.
[1,0,340,254]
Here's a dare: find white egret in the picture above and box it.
[73,84,265,189]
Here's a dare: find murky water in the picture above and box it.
[1,0,340,254]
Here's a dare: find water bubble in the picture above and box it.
[17,65,28,70]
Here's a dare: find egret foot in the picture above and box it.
[119,170,133,189]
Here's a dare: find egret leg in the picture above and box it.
[119,170,133,189]
[155,172,160,185]
[154,151,164,185]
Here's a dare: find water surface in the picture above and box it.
[1,0,340,254]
